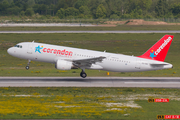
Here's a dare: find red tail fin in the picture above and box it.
[138,35,174,62]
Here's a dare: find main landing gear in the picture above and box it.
[80,69,87,78]
[25,60,31,70]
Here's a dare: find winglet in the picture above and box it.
[138,35,174,62]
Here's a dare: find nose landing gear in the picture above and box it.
[25,66,29,70]
[25,60,31,70]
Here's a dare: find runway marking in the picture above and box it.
[1,81,178,83]
[125,82,180,84]
[0,31,180,33]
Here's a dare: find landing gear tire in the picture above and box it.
[80,72,87,78]
[25,66,29,70]
[26,60,31,70]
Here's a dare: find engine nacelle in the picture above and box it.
[55,60,72,70]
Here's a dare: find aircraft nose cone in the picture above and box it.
[7,47,13,55]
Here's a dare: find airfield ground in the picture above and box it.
[0,87,180,119]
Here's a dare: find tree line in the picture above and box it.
[0,0,180,19]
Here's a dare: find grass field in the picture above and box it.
[1,25,180,31]
[0,87,179,119]
[0,33,180,77]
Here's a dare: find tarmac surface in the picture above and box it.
[0,30,180,33]
[0,77,180,88]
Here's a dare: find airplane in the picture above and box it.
[7,34,174,78]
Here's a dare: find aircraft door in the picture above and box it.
[135,58,141,69]
[27,43,34,54]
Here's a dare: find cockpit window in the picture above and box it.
[14,45,22,48]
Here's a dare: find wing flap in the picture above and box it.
[71,56,106,68]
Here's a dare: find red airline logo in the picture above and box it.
[155,36,172,55]
[42,48,73,56]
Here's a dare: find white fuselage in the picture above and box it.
[7,42,173,72]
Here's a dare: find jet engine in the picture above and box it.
[55,60,73,70]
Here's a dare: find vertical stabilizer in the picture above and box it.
[138,35,174,62]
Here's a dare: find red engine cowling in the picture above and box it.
[55,60,72,70]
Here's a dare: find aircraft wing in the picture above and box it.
[66,56,106,68]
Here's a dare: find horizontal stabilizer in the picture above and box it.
[150,63,173,69]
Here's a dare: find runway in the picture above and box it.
[0,77,180,88]
[0,23,95,27]
[0,30,180,33]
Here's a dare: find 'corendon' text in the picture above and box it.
[155,37,172,55]
[43,48,73,56]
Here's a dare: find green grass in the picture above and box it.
[1,25,180,31]
[0,87,179,119]
[0,33,180,77]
